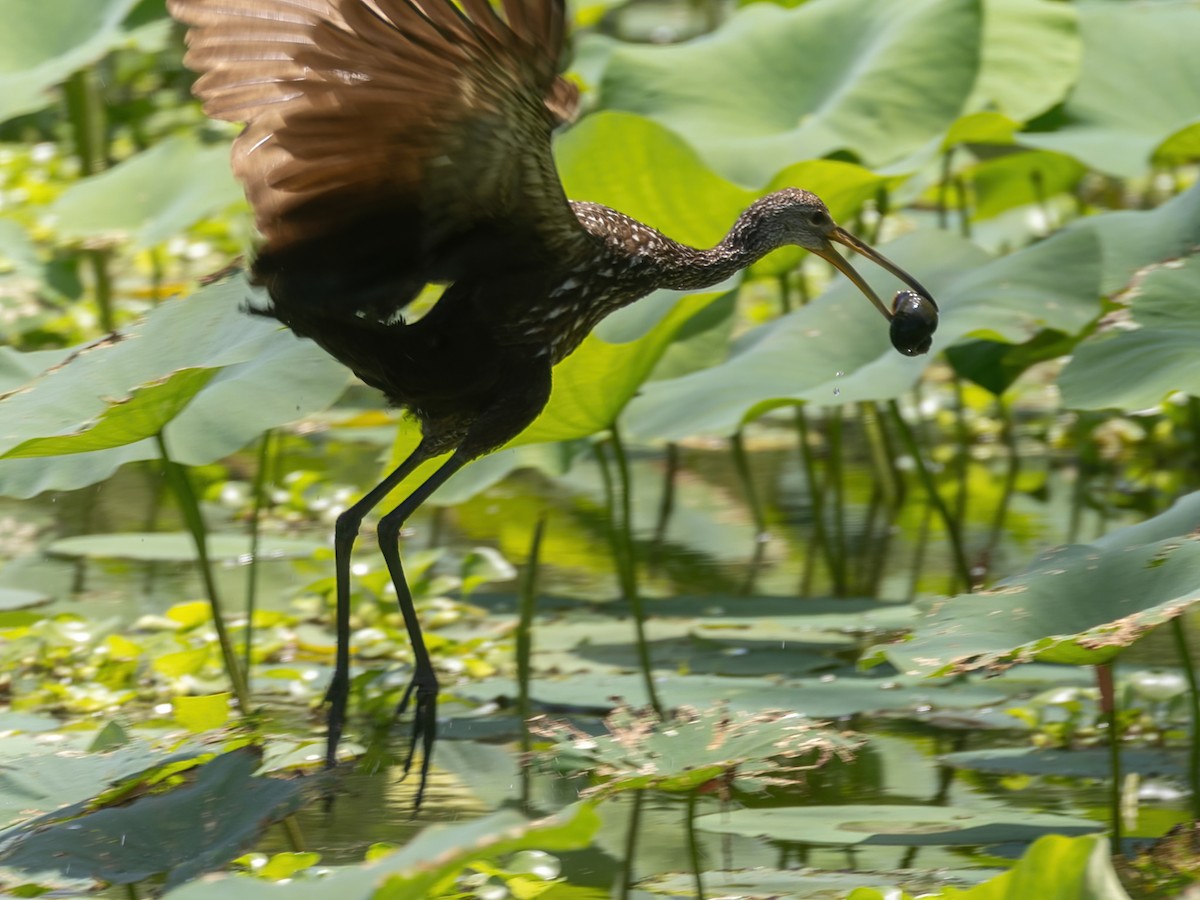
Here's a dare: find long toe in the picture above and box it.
[324,675,351,768]
[410,689,438,813]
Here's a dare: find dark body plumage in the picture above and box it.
[170,0,936,807]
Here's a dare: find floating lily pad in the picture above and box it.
[47,532,323,563]
[940,747,1188,781]
[52,136,243,249]
[563,634,835,679]
[695,804,1101,846]
[457,671,1004,718]
[0,712,61,735]
[0,587,49,611]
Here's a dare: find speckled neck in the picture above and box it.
[570,197,793,293]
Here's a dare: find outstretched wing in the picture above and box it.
[169,0,583,312]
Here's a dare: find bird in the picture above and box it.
[168,0,938,808]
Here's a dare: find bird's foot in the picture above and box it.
[323,670,351,770]
[394,668,439,813]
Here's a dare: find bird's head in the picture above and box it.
[751,188,940,355]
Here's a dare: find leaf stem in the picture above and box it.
[617,789,644,900]
[1096,663,1122,850]
[651,442,679,555]
[517,513,548,813]
[685,791,706,900]
[827,406,848,595]
[243,429,273,678]
[595,429,662,717]
[1170,618,1200,819]
[156,433,251,714]
[888,400,972,591]
[731,430,767,595]
[64,67,115,333]
[794,407,840,593]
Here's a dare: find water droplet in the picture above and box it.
[835,370,844,377]
[833,387,841,396]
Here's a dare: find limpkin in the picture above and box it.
[169,0,938,807]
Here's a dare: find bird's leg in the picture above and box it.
[375,448,474,810]
[326,438,437,770]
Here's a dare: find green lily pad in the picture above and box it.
[960,149,1087,221]
[556,112,898,284]
[695,804,1100,846]
[880,491,1200,677]
[1021,2,1200,177]
[965,0,1080,123]
[0,587,49,611]
[0,278,347,498]
[598,0,981,183]
[46,532,323,563]
[52,136,243,249]
[380,284,729,502]
[1155,121,1200,167]
[2,368,216,458]
[518,288,730,445]
[1059,255,1200,412]
[0,0,141,121]
[563,635,835,679]
[940,747,1188,780]
[557,111,753,250]
[0,749,303,889]
[458,671,1004,718]
[1086,179,1200,297]
[0,712,61,735]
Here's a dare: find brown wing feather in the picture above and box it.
[169,0,583,313]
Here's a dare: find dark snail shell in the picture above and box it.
[889,290,939,357]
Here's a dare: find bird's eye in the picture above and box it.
[809,210,830,227]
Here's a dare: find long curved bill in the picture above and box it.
[812,226,937,322]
